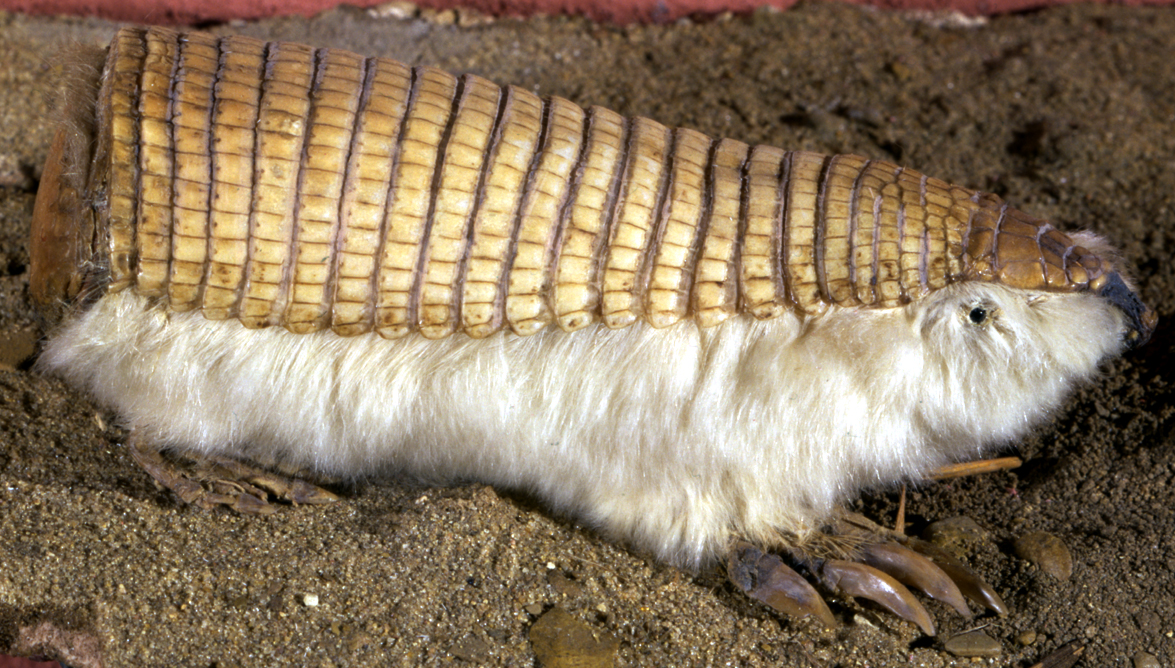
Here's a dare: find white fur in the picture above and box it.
[40,282,1127,567]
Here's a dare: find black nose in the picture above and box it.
[1096,271,1156,349]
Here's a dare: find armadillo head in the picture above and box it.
[959,193,1155,349]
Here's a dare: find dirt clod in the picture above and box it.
[1014,531,1074,581]
[529,607,617,668]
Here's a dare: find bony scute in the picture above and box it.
[32,25,1155,637]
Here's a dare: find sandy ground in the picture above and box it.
[0,4,1173,666]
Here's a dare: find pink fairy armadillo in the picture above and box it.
[31,26,1155,634]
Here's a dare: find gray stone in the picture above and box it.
[943,631,1002,658]
[1133,651,1160,668]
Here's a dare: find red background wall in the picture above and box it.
[3,0,1174,25]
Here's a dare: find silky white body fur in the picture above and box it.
[41,276,1127,567]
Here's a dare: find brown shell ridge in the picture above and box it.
[311,53,370,334]
[106,27,148,293]
[43,25,1127,342]
[362,61,415,338]
[541,97,593,328]
[844,157,869,305]
[631,123,680,328]
[690,136,723,324]
[409,70,465,338]
[453,77,510,335]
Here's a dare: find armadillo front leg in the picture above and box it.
[127,431,338,514]
[726,515,1006,634]
[725,541,938,634]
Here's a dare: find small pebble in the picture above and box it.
[0,329,38,369]
[548,571,584,598]
[450,633,492,662]
[455,7,494,26]
[943,630,1002,658]
[0,153,31,188]
[529,606,618,668]
[367,0,417,19]
[1133,651,1160,668]
[303,593,319,606]
[422,7,457,25]
[348,632,374,652]
[889,61,913,82]
[1015,629,1037,646]
[924,516,987,552]
[1134,610,1162,637]
[1013,531,1073,580]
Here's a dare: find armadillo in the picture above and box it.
[30,26,1156,633]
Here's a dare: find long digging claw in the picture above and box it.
[231,492,277,515]
[907,538,1009,616]
[818,560,937,636]
[210,457,340,506]
[859,543,972,618]
[286,480,340,505]
[129,433,205,504]
[727,542,837,629]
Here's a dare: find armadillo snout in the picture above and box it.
[1092,271,1156,347]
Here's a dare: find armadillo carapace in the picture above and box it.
[33,27,1156,634]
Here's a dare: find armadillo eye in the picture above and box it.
[968,305,989,325]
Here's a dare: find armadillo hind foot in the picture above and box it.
[128,430,338,514]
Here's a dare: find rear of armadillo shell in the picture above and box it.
[30,44,107,327]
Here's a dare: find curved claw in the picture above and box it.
[907,538,1008,615]
[244,469,339,505]
[209,456,340,506]
[229,492,277,515]
[284,479,341,505]
[727,542,837,629]
[859,543,972,618]
[818,560,936,636]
